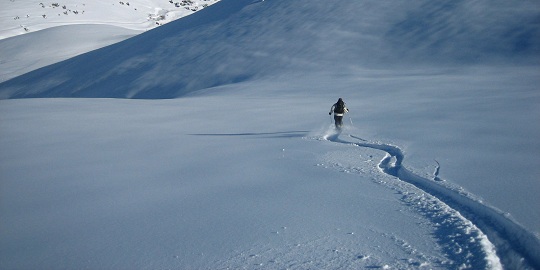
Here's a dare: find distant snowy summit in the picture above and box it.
[0,0,220,39]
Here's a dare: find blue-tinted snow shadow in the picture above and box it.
[189,131,309,139]
[327,132,540,269]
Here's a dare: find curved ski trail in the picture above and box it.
[321,131,540,270]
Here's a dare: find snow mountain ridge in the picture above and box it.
[0,0,220,82]
[1,0,220,39]
[0,0,538,99]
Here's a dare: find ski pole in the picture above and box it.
[349,115,354,126]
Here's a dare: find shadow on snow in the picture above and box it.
[189,130,309,139]
[325,130,540,269]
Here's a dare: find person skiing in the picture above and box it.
[329,98,349,129]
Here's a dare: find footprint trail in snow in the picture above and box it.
[321,130,540,270]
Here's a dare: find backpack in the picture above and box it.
[334,101,345,114]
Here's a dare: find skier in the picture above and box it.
[329,98,349,129]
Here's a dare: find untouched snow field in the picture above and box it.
[0,24,140,83]
[1,0,540,269]
[1,0,220,39]
[0,0,220,82]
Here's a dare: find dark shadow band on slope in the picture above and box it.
[326,131,540,269]
[190,131,309,138]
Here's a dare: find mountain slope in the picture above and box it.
[1,0,540,268]
[0,0,220,82]
[0,0,538,99]
[0,0,220,39]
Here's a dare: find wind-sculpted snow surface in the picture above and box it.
[322,130,540,269]
[385,0,540,63]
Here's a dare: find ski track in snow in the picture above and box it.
[318,129,540,270]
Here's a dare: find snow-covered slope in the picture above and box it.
[0,0,538,98]
[0,0,220,82]
[1,0,540,269]
[1,0,220,39]
[0,24,140,82]
[0,85,510,270]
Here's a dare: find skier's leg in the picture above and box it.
[334,116,343,128]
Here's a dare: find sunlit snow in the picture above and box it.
[1,0,539,269]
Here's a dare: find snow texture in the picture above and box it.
[1,0,540,269]
[0,0,220,82]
